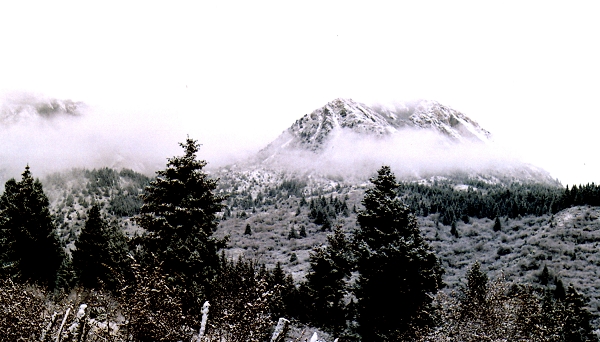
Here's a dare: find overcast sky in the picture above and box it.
[1,1,598,186]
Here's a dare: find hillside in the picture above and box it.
[43,168,151,252]
[38,165,600,326]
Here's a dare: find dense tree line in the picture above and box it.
[278,178,308,198]
[308,195,350,229]
[400,180,600,225]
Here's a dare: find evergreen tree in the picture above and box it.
[563,285,597,342]
[288,226,298,239]
[135,138,227,310]
[271,261,286,286]
[0,166,65,288]
[299,225,307,238]
[451,221,459,238]
[268,259,302,318]
[461,261,488,317]
[0,180,18,276]
[539,264,550,286]
[244,223,252,236]
[555,278,566,300]
[493,216,502,232]
[72,204,129,291]
[303,227,352,335]
[353,166,444,340]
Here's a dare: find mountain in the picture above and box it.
[0,94,84,125]
[248,98,555,185]
[259,98,490,158]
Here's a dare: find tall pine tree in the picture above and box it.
[303,226,353,335]
[460,261,489,318]
[135,138,227,308]
[0,166,65,288]
[72,204,129,291]
[353,166,444,340]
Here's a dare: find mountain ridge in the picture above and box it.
[0,94,84,125]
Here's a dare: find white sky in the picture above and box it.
[0,1,598,186]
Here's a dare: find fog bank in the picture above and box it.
[0,94,186,182]
[259,128,550,183]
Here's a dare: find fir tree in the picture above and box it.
[451,221,459,238]
[299,225,307,238]
[271,261,286,286]
[555,278,566,300]
[493,216,502,232]
[72,204,129,291]
[353,166,444,340]
[461,261,488,317]
[135,138,227,310]
[0,166,65,288]
[539,264,550,286]
[267,261,301,319]
[303,227,353,335]
[288,226,298,239]
[563,285,597,342]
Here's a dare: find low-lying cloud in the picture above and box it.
[0,93,186,183]
[259,127,548,182]
[0,92,553,188]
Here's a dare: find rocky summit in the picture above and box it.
[259,98,491,158]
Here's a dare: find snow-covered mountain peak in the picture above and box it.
[408,100,492,141]
[0,94,84,125]
[283,98,393,152]
[260,98,492,161]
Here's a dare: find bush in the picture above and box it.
[0,280,47,340]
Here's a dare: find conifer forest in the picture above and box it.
[1,138,599,342]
